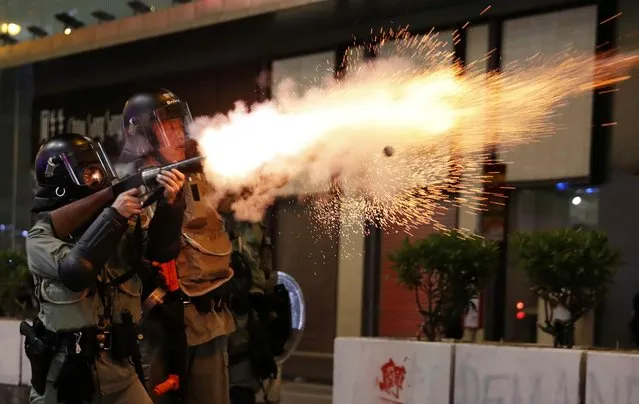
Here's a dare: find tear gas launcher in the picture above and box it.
[50,155,205,240]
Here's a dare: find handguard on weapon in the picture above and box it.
[49,155,205,240]
[112,155,205,208]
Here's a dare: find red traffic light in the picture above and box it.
[516,301,524,310]
[516,311,526,320]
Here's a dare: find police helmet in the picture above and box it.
[120,89,194,166]
[31,133,117,213]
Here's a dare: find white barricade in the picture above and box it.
[0,319,23,385]
[333,337,453,404]
[454,343,583,404]
[586,350,639,404]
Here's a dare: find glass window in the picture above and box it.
[503,187,600,342]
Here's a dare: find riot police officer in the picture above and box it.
[122,89,236,404]
[119,89,190,168]
[225,211,301,404]
[25,132,186,404]
[226,216,278,404]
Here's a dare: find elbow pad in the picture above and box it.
[59,207,128,292]
[146,193,185,262]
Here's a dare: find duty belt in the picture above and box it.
[43,327,99,358]
[47,325,142,360]
[42,314,147,393]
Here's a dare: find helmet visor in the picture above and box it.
[121,100,193,164]
[57,141,118,190]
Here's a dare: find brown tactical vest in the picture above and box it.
[176,173,234,296]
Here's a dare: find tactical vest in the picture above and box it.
[29,220,143,332]
[177,173,234,296]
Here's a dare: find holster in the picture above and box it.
[22,318,56,395]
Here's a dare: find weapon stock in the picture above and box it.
[48,155,206,240]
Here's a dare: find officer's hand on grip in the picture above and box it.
[111,188,143,218]
[157,168,185,205]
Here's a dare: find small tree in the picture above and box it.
[389,230,499,341]
[0,249,37,319]
[511,228,621,348]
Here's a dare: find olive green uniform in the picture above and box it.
[26,218,151,404]
[141,174,236,404]
[141,307,235,404]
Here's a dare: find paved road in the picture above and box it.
[0,381,334,404]
[261,381,332,404]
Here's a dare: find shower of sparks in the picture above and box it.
[190,27,638,235]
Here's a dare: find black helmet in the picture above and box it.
[32,133,118,213]
[120,89,193,166]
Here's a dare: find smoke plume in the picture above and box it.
[188,32,637,228]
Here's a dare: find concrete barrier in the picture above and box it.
[333,338,594,404]
[454,343,583,404]
[333,337,453,403]
[585,350,639,404]
[0,319,23,386]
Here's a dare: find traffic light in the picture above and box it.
[516,301,526,320]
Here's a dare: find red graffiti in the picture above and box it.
[376,358,407,400]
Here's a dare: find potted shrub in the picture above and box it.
[511,228,621,348]
[0,249,37,319]
[389,230,499,341]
